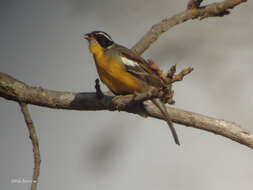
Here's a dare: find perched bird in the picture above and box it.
[85,31,180,145]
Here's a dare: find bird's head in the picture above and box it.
[84,31,114,49]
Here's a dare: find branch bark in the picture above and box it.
[132,0,247,55]
[1,72,253,149]
[19,102,41,190]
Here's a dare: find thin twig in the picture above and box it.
[171,67,194,83]
[95,78,104,99]
[19,102,41,190]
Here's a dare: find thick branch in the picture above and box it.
[132,0,247,54]
[0,72,114,110]
[145,104,253,148]
[1,72,253,149]
[19,102,41,190]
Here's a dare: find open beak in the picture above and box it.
[84,33,89,40]
[84,33,93,41]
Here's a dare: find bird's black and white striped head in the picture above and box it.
[85,31,114,49]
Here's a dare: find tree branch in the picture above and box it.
[132,0,247,55]
[1,72,253,149]
[19,102,41,190]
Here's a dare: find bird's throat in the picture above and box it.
[89,42,104,58]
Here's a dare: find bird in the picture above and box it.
[85,31,180,145]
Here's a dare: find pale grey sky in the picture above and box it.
[1,0,253,190]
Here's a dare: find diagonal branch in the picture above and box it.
[1,72,253,149]
[132,0,247,55]
[19,102,41,190]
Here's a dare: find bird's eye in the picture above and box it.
[95,34,113,49]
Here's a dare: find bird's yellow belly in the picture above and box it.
[94,55,145,94]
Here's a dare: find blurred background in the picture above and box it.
[0,0,252,189]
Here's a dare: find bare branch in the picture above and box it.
[0,72,114,111]
[170,67,194,83]
[132,0,247,55]
[145,104,253,149]
[1,72,253,149]
[19,102,41,190]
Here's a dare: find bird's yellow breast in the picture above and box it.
[89,43,145,94]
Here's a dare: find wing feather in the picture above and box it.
[115,44,164,88]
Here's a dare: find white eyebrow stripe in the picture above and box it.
[96,32,112,40]
[121,57,139,67]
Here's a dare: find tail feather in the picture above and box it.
[151,98,180,145]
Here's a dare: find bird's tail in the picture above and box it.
[151,98,180,145]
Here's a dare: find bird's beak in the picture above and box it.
[84,33,89,40]
[84,33,93,41]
